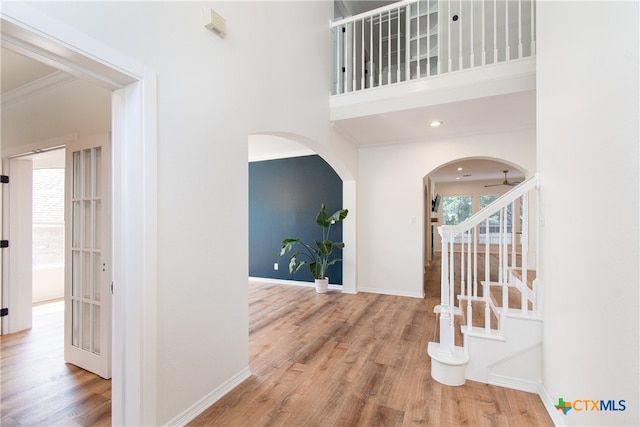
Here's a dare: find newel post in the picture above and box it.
[438,228,454,349]
[427,226,469,386]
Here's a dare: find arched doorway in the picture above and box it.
[248,133,357,293]
[423,158,528,296]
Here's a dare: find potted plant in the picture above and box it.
[279,204,348,293]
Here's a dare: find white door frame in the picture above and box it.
[0,4,158,425]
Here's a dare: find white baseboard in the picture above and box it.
[249,277,342,290]
[487,373,540,394]
[357,286,424,299]
[249,278,423,298]
[165,367,252,427]
[539,383,566,427]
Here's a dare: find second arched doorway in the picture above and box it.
[423,158,528,297]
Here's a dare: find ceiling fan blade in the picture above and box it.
[485,171,522,187]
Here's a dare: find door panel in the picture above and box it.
[64,135,111,379]
[1,159,34,335]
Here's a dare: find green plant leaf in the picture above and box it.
[326,258,342,267]
[281,203,348,280]
[315,204,330,227]
[315,204,349,228]
[328,208,349,224]
[288,254,307,274]
[309,262,322,279]
[279,238,300,256]
[316,240,333,255]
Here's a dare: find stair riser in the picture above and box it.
[464,316,542,389]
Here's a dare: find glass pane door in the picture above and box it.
[64,135,111,379]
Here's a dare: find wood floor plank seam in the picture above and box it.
[2,257,552,426]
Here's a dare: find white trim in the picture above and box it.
[342,180,357,294]
[1,4,158,425]
[357,286,424,299]
[539,384,566,427]
[3,134,77,159]
[487,373,540,394]
[0,2,141,89]
[249,277,343,291]
[164,367,252,427]
[140,69,158,427]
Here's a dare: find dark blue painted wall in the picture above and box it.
[249,155,344,285]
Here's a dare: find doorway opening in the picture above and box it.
[31,148,65,307]
[1,8,158,422]
[248,133,357,293]
[423,158,527,297]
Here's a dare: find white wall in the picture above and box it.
[10,1,356,424]
[32,266,64,303]
[537,2,639,426]
[358,127,535,297]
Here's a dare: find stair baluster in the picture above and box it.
[521,193,529,313]
[484,218,490,332]
[429,175,539,386]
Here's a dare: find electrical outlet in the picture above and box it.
[273,262,278,271]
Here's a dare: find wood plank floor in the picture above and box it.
[0,301,111,426]
[190,269,553,426]
[1,256,552,427]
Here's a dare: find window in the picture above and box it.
[479,195,513,244]
[440,194,522,245]
[442,196,473,243]
[442,196,473,225]
[33,168,65,268]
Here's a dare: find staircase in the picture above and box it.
[428,175,541,392]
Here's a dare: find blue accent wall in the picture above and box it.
[249,155,344,285]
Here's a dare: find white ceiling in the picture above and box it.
[338,1,398,17]
[332,91,536,146]
[1,48,59,94]
[429,159,525,184]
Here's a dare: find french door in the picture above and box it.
[64,134,111,379]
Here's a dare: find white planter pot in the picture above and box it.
[314,278,329,294]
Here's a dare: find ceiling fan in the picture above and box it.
[484,170,522,187]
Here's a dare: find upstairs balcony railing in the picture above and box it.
[331,0,536,95]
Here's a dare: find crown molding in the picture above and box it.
[1,71,77,106]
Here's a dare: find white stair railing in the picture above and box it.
[331,0,537,95]
[435,175,538,351]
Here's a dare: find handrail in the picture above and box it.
[429,171,539,384]
[439,174,538,236]
[331,0,414,27]
[331,0,537,95]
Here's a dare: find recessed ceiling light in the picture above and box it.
[430,120,443,127]
[457,167,463,171]
[456,177,461,180]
